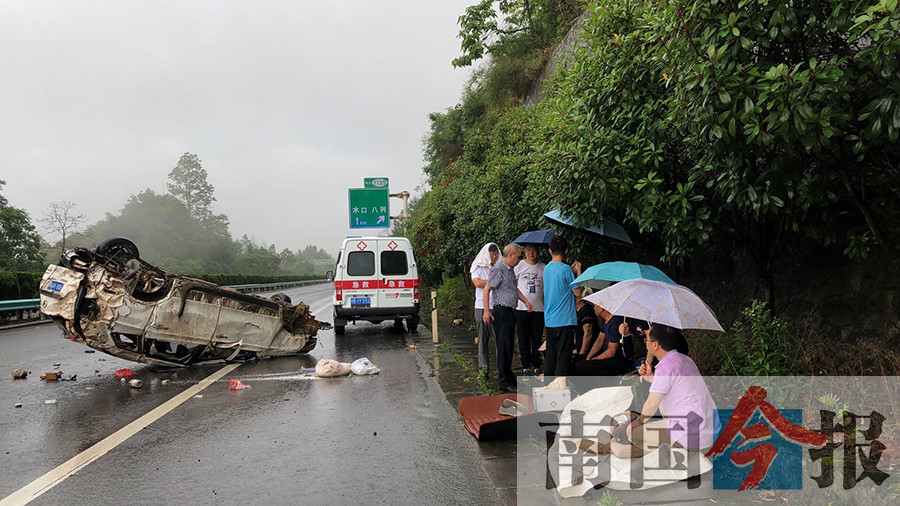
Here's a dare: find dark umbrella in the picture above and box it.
[513,229,555,246]
[543,210,633,247]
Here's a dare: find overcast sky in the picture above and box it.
[1,1,474,255]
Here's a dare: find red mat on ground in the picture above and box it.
[458,393,557,441]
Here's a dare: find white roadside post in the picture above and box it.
[431,289,438,343]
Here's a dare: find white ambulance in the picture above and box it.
[330,236,420,334]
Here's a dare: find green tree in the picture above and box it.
[453,0,582,67]
[0,180,44,270]
[167,152,216,221]
[543,0,900,309]
[80,189,234,272]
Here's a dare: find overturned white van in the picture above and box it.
[331,237,420,334]
[40,237,327,367]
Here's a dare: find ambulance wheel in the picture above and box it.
[334,325,345,335]
[407,314,419,333]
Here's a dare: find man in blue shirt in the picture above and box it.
[542,235,582,378]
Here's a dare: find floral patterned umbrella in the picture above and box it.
[583,278,724,331]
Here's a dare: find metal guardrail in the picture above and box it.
[0,299,42,325]
[0,279,329,326]
[0,299,40,312]
[226,279,327,293]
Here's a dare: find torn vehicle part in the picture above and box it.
[40,237,328,368]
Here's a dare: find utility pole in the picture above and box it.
[389,191,411,221]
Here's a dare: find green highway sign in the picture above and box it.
[348,188,390,229]
[364,177,389,189]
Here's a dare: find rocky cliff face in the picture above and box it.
[524,11,588,108]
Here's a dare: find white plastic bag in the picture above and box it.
[350,357,380,375]
[315,358,352,377]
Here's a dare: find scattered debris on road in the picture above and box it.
[161,379,170,385]
[14,403,22,408]
[114,368,137,379]
[12,369,28,380]
[350,358,380,375]
[44,399,57,405]
[84,349,95,353]
[229,379,251,391]
[40,371,62,382]
[127,379,144,388]
[452,319,463,326]
[315,359,352,377]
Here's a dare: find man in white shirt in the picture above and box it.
[515,244,545,375]
[471,243,499,378]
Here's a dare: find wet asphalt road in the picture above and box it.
[0,284,499,505]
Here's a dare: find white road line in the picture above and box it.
[312,302,333,321]
[0,363,242,506]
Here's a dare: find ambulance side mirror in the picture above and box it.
[325,270,334,282]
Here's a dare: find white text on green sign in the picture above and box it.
[348,188,389,229]
[364,177,389,189]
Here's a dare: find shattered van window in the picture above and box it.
[380,251,408,276]
[347,251,375,276]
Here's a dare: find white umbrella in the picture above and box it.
[583,278,724,332]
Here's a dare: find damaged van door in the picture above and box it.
[40,237,329,367]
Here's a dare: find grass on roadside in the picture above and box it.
[437,340,499,395]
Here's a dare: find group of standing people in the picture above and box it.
[471,235,635,392]
[471,238,717,459]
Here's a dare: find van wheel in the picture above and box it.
[270,292,292,304]
[407,314,420,333]
[96,237,140,263]
[334,325,345,335]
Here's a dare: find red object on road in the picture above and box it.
[113,368,137,379]
[229,379,251,391]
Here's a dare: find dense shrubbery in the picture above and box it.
[412,0,900,308]
[434,274,473,320]
[691,300,900,376]
[406,0,900,372]
[0,271,44,300]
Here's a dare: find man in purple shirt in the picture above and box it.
[611,324,717,457]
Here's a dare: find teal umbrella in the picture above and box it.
[570,261,675,290]
[543,210,632,247]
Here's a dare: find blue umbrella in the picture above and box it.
[513,229,555,245]
[570,261,675,290]
[543,210,633,247]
